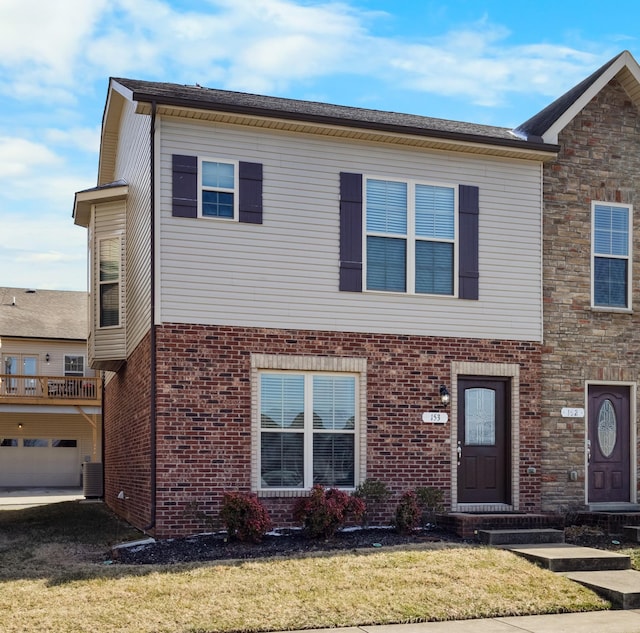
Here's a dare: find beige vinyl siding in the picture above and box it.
[92,200,126,363]
[157,117,543,341]
[0,339,94,379]
[114,98,152,356]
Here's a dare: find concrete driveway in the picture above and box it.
[0,487,84,510]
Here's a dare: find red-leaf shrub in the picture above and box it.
[394,490,421,534]
[219,491,272,543]
[293,485,366,539]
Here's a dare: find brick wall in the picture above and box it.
[103,331,153,530]
[542,77,640,509]
[152,324,541,537]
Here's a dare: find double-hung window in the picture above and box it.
[365,178,456,295]
[64,355,84,377]
[98,236,120,328]
[592,202,632,309]
[199,158,237,219]
[259,372,357,489]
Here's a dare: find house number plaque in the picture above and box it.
[561,408,585,418]
[422,412,449,424]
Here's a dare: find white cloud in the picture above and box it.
[44,127,101,154]
[0,137,60,178]
[0,0,108,89]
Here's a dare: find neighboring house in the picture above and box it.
[514,50,640,513]
[74,69,556,538]
[0,287,101,488]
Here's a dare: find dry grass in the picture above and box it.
[0,502,610,633]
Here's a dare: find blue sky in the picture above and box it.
[1,0,638,291]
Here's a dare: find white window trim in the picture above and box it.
[363,175,459,297]
[64,354,86,377]
[591,200,633,311]
[198,156,239,221]
[97,234,122,330]
[251,353,367,497]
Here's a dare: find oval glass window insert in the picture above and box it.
[597,399,617,458]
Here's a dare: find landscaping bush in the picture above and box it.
[415,486,445,527]
[394,490,421,534]
[354,478,391,527]
[293,485,366,539]
[219,491,272,543]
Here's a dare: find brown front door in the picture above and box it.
[457,378,510,504]
[588,385,631,504]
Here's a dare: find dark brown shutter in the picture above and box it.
[239,161,263,224]
[172,155,197,218]
[459,184,479,300]
[339,172,363,292]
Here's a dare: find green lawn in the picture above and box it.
[0,502,611,633]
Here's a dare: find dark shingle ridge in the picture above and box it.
[514,52,624,141]
[112,77,556,151]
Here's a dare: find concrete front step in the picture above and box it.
[478,528,565,545]
[564,569,640,609]
[502,543,631,572]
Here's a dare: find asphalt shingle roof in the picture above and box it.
[113,77,556,151]
[0,287,87,340]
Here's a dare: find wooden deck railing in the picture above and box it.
[0,374,102,403]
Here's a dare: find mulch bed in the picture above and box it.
[112,527,467,565]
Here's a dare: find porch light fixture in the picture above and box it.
[18,423,23,429]
[45,354,50,363]
[439,385,450,406]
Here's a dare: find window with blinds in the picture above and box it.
[592,202,631,309]
[259,372,357,489]
[99,236,121,328]
[365,178,456,294]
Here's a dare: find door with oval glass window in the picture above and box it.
[587,385,630,504]
[457,378,510,504]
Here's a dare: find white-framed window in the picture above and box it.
[592,202,632,309]
[64,355,85,377]
[365,177,457,295]
[252,354,366,493]
[98,236,121,327]
[199,157,238,219]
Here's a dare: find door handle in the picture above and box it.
[587,439,591,463]
[457,441,462,466]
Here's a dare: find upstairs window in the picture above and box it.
[365,178,456,295]
[64,355,84,377]
[99,236,121,327]
[199,159,237,219]
[592,202,632,309]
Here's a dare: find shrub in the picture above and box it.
[415,486,445,527]
[293,485,366,539]
[219,491,272,543]
[354,478,391,527]
[394,490,421,534]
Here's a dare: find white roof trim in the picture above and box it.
[542,51,640,144]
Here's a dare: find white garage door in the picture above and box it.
[0,438,80,486]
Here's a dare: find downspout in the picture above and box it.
[143,100,158,532]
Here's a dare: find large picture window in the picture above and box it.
[365,178,456,295]
[592,202,632,309]
[259,372,357,489]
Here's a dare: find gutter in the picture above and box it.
[128,91,560,155]
[143,100,158,532]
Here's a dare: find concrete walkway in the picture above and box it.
[0,487,84,509]
[284,611,640,632]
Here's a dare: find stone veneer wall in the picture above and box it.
[152,323,541,538]
[541,77,640,510]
